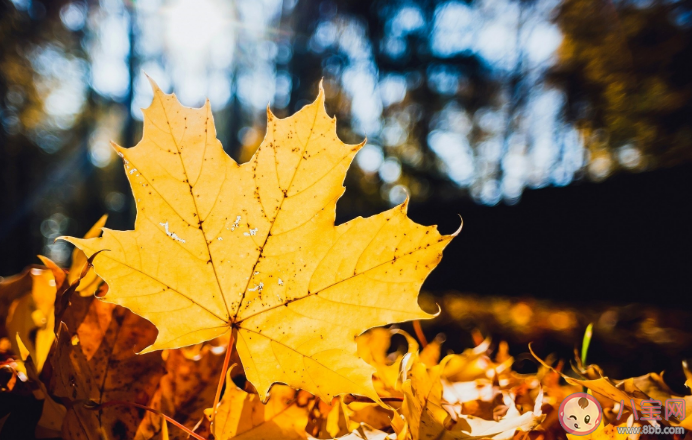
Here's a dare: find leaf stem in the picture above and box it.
[413,320,428,347]
[210,330,235,430]
[88,400,207,440]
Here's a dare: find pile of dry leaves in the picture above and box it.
[1,252,691,439]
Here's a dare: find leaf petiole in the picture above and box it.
[210,330,235,432]
[413,320,428,348]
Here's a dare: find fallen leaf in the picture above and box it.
[572,348,605,380]
[400,362,456,440]
[0,267,34,325]
[50,298,166,440]
[35,391,68,438]
[357,328,394,371]
[6,267,57,373]
[50,322,101,440]
[311,395,394,439]
[1,230,107,376]
[441,379,499,406]
[357,328,421,398]
[136,342,229,440]
[440,339,497,383]
[62,78,457,401]
[419,334,443,367]
[619,372,674,403]
[37,254,68,289]
[530,345,649,413]
[401,361,544,440]
[68,215,108,297]
[205,369,310,440]
[15,333,67,439]
[531,346,692,432]
[343,401,394,433]
[311,423,396,440]
[438,341,515,414]
[53,251,106,333]
[446,390,544,440]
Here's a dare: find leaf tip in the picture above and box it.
[528,343,554,371]
[56,235,91,254]
[110,141,125,154]
[399,193,411,213]
[36,254,58,269]
[451,215,463,237]
[137,345,156,355]
[85,214,109,239]
[317,78,327,107]
[55,235,72,245]
[144,71,163,94]
[96,213,108,226]
[15,332,30,361]
[356,138,367,151]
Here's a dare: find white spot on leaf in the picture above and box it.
[159,221,186,243]
[231,215,241,231]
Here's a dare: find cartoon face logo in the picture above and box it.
[559,393,603,435]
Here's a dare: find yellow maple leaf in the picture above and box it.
[357,328,422,398]
[401,362,456,440]
[62,78,457,402]
[6,265,58,373]
[67,214,108,297]
[205,369,309,440]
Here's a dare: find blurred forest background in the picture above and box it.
[0,0,691,381]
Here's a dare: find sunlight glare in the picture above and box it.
[166,0,226,52]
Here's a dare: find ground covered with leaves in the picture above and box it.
[1,80,691,440]
[2,262,692,440]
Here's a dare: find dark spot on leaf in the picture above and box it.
[111,420,128,439]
